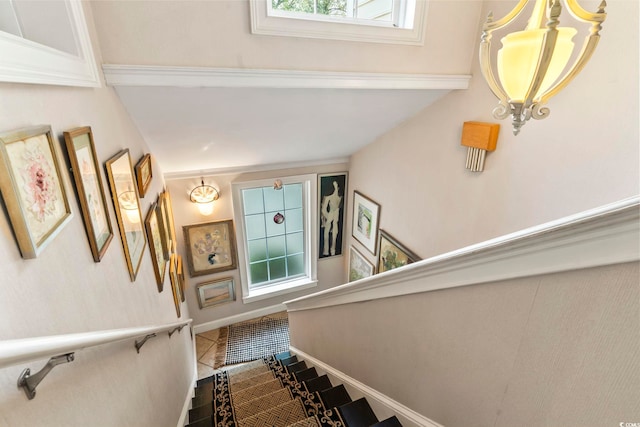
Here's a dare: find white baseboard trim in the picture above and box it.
[193,304,287,334]
[290,346,443,427]
[178,364,197,427]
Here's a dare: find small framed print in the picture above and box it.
[351,191,380,255]
[319,172,347,259]
[63,126,113,262]
[0,125,73,258]
[196,277,235,309]
[104,149,146,281]
[377,230,420,273]
[134,153,152,198]
[144,201,167,292]
[348,246,375,282]
[183,219,237,277]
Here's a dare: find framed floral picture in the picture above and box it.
[183,219,237,277]
[348,246,375,282]
[144,201,167,291]
[377,230,420,273]
[104,149,146,281]
[0,125,73,258]
[169,253,181,318]
[196,277,235,309]
[351,191,380,255]
[134,153,152,198]
[63,126,113,262]
[318,172,347,259]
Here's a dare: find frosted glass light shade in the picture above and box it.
[196,201,215,216]
[497,27,577,103]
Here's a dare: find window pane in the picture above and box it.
[243,188,264,215]
[285,208,303,233]
[284,183,302,209]
[287,254,305,276]
[248,238,267,262]
[267,235,286,258]
[250,261,269,284]
[245,214,266,240]
[269,258,287,280]
[263,187,284,212]
[286,232,304,254]
[265,211,286,237]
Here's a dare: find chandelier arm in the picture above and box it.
[482,0,530,32]
[538,31,601,104]
[564,0,606,24]
[479,40,509,104]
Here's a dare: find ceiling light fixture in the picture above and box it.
[479,0,606,135]
[190,179,220,216]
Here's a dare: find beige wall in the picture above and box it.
[167,163,349,327]
[345,0,639,265]
[289,262,640,426]
[90,0,481,74]
[0,6,193,427]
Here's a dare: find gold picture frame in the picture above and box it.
[0,125,73,258]
[104,149,147,281]
[169,253,181,318]
[196,277,235,309]
[377,230,420,274]
[63,126,113,262]
[157,189,176,259]
[134,153,152,198]
[144,201,167,292]
[183,219,237,277]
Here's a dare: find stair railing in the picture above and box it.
[0,319,192,400]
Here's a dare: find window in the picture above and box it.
[249,0,427,45]
[232,174,318,303]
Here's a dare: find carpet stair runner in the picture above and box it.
[187,351,403,427]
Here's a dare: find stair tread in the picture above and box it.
[232,371,277,392]
[287,416,321,427]
[229,365,271,385]
[319,384,351,409]
[303,374,332,393]
[338,397,378,427]
[188,402,212,423]
[371,416,403,427]
[293,367,318,383]
[287,360,308,374]
[234,387,294,421]
[237,397,307,427]
[279,355,298,366]
[186,416,212,427]
[231,378,284,404]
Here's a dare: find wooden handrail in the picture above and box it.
[0,319,192,370]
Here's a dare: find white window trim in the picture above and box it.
[232,174,318,304]
[0,0,100,87]
[249,0,428,45]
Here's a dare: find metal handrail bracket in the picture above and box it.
[135,333,157,353]
[18,353,75,400]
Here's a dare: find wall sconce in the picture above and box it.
[118,191,141,224]
[190,179,219,216]
[461,121,500,172]
[479,0,606,135]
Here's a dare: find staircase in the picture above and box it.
[187,351,402,427]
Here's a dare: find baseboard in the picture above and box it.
[290,346,443,427]
[193,303,287,334]
[178,364,197,427]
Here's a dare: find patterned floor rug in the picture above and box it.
[220,317,290,368]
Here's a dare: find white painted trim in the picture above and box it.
[242,280,318,304]
[285,197,640,312]
[0,320,193,369]
[290,346,443,427]
[249,0,428,45]
[164,157,350,181]
[193,304,286,334]
[0,0,100,87]
[178,365,197,427]
[102,64,471,90]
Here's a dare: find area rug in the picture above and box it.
[215,317,290,368]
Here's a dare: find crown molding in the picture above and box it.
[102,64,471,90]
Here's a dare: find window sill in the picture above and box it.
[243,278,318,304]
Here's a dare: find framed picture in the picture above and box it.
[348,246,375,282]
[351,191,380,255]
[377,230,421,273]
[134,153,152,198]
[157,189,176,259]
[196,277,235,309]
[177,254,186,302]
[319,172,347,259]
[0,125,73,258]
[104,149,147,281]
[144,201,167,292]
[63,126,113,262]
[169,254,181,318]
[183,219,237,277]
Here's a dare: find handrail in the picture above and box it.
[0,319,192,370]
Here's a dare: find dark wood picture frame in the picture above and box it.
[377,229,420,273]
[134,153,152,198]
[183,219,237,277]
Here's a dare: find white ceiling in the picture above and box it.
[106,68,470,177]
